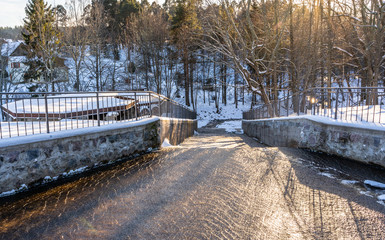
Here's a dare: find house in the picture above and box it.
[0,40,28,83]
[0,39,69,84]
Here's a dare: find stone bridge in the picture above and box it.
[0,123,385,239]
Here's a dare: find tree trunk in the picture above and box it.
[183,48,190,106]
[190,58,194,109]
[234,72,238,108]
[221,60,227,105]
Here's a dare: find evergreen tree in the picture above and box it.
[171,0,200,107]
[22,0,61,91]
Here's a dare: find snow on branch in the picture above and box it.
[333,46,353,57]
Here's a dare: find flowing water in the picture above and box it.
[0,129,385,239]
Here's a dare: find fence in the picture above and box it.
[243,87,385,126]
[0,91,196,139]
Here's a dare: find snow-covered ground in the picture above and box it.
[216,120,243,134]
[2,92,160,115]
[312,105,385,125]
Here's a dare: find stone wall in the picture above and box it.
[0,117,197,193]
[243,117,385,167]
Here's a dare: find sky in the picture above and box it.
[0,0,68,28]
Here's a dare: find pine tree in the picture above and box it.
[22,0,61,91]
[171,0,200,107]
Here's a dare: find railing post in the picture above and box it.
[149,92,152,117]
[134,92,138,121]
[44,93,50,133]
[286,92,289,117]
[96,92,101,126]
[167,100,169,117]
[335,88,339,120]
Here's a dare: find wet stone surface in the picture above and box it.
[0,129,385,239]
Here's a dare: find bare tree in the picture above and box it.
[130,4,169,94]
[334,0,385,104]
[201,0,289,111]
[84,1,109,91]
[64,0,90,91]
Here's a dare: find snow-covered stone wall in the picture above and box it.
[0,117,197,194]
[243,117,385,168]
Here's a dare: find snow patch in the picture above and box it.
[62,166,88,176]
[198,119,210,128]
[0,184,28,198]
[216,121,243,134]
[0,189,16,197]
[318,172,335,179]
[377,194,385,201]
[341,180,359,185]
[364,180,385,189]
[245,115,385,132]
[161,138,173,148]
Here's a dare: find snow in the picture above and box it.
[198,119,210,128]
[161,138,172,148]
[106,111,119,117]
[244,115,385,132]
[0,184,27,198]
[364,180,385,189]
[314,105,385,125]
[0,189,16,198]
[318,172,335,179]
[216,120,243,134]
[0,166,93,198]
[2,92,160,116]
[62,166,88,176]
[341,180,359,185]
[196,100,249,121]
[359,191,373,197]
[334,47,353,57]
[1,40,21,56]
[377,194,385,201]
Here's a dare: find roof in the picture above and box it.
[1,41,23,57]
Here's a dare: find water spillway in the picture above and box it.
[1,131,385,239]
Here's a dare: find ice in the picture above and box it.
[0,189,16,197]
[359,191,373,197]
[318,172,335,179]
[364,180,385,189]
[341,180,358,185]
[377,194,385,201]
[63,166,88,176]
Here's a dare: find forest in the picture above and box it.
[0,0,384,111]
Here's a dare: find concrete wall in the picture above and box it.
[0,117,197,193]
[160,118,197,145]
[243,117,385,167]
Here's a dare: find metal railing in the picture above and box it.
[243,87,385,126]
[0,91,196,139]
